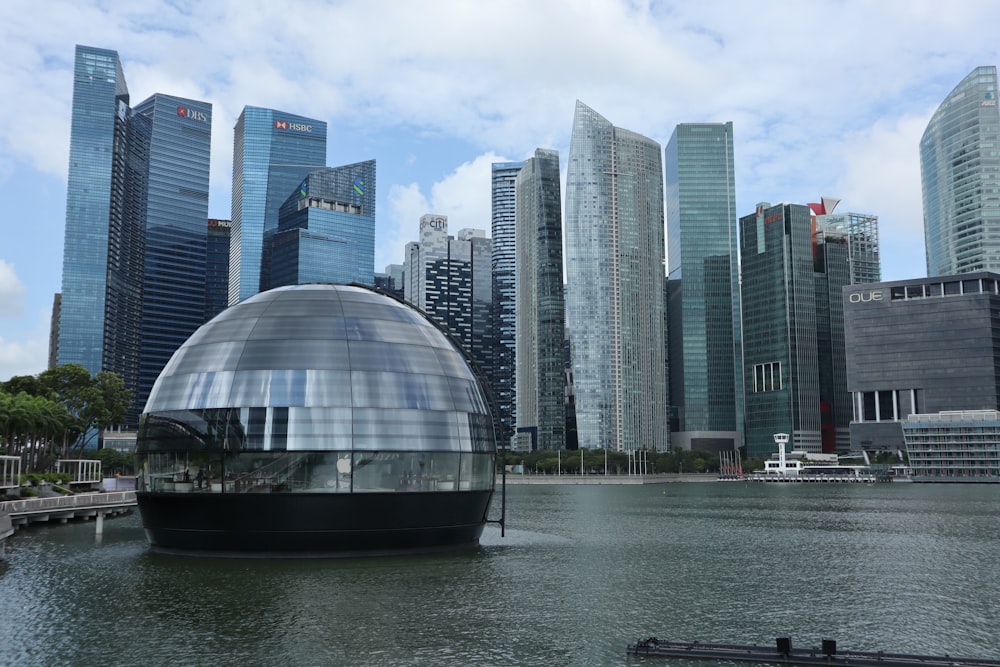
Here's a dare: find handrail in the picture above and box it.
[0,491,137,516]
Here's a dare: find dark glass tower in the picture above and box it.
[265,160,376,288]
[59,45,150,424]
[665,122,743,452]
[132,94,212,422]
[205,219,231,322]
[231,107,327,305]
[490,160,525,446]
[515,149,566,451]
[58,47,212,426]
[921,66,1000,276]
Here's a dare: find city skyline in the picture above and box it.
[3,1,1000,379]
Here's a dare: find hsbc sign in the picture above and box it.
[848,290,884,304]
[176,106,208,123]
[274,120,313,132]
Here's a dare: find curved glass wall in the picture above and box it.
[136,284,496,494]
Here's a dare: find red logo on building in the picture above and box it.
[274,120,289,129]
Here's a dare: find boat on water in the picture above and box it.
[745,433,881,483]
[627,637,1000,667]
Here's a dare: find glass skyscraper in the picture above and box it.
[59,46,147,407]
[491,160,525,445]
[59,47,211,426]
[921,66,1000,276]
[132,93,212,423]
[205,219,231,322]
[564,101,669,452]
[265,160,376,288]
[515,149,566,451]
[665,122,743,452]
[230,106,327,305]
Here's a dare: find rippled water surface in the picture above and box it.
[1,482,998,666]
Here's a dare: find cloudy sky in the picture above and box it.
[1,0,999,381]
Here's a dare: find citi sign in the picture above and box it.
[176,106,208,123]
[274,120,313,132]
[848,290,884,304]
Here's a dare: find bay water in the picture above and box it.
[1,482,998,666]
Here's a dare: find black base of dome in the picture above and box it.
[137,490,493,557]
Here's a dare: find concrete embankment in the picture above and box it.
[495,473,714,485]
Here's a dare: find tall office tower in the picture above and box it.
[403,216,493,381]
[58,47,212,426]
[740,203,820,458]
[132,94,212,421]
[564,101,669,452]
[264,160,376,289]
[515,149,566,451]
[230,106,327,305]
[205,219,231,322]
[58,45,151,425]
[664,122,743,453]
[491,160,526,445]
[740,202,856,457]
[921,66,1000,276]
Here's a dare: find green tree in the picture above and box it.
[38,364,130,455]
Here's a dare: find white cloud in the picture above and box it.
[0,307,50,382]
[380,151,509,269]
[0,260,26,318]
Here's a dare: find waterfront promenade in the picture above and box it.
[497,472,713,484]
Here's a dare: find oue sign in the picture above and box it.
[849,290,884,303]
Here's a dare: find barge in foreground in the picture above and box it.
[627,637,1000,667]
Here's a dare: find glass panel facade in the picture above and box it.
[136,285,496,495]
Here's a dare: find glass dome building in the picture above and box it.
[135,284,496,555]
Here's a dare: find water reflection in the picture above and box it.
[1,483,999,666]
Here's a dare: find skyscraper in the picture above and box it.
[740,202,859,457]
[921,66,1000,276]
[59,46,148,413]
[264,160,376,289]
[230,106,327,305]
[205,219,231,322]
[59,47,212,426]
[491,160,525,445]
[403,216,493,382]
[665,122,743,452]
[515,149,566,451]
[132,93,212,420]
[564,101,669,452]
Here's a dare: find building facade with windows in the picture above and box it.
[665,122,743,453]
[264,161,376,289]
[403,216,493,392]
[845,272,1000,452]
[902,410,1000,482]
[132,93,212,421]
[515,149,566,451]
[230,106,327,305]
[740,203,858,457]
[59,46,148,422]
[206,219,231,322]
[490,160,525,445]
[58,46,212,426]
[564,101,669,452]
[920,66,1000,277]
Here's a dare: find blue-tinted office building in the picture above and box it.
[231,107,327,305]
[131,94,212,423]
[265,161,376,289]
[665,122,743,453]
[59,46,149,413]
[59,46,212,426]
[921,66,1000,276]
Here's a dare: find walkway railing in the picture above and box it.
[0,491,137,519]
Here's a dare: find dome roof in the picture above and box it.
[143,284,493,453]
